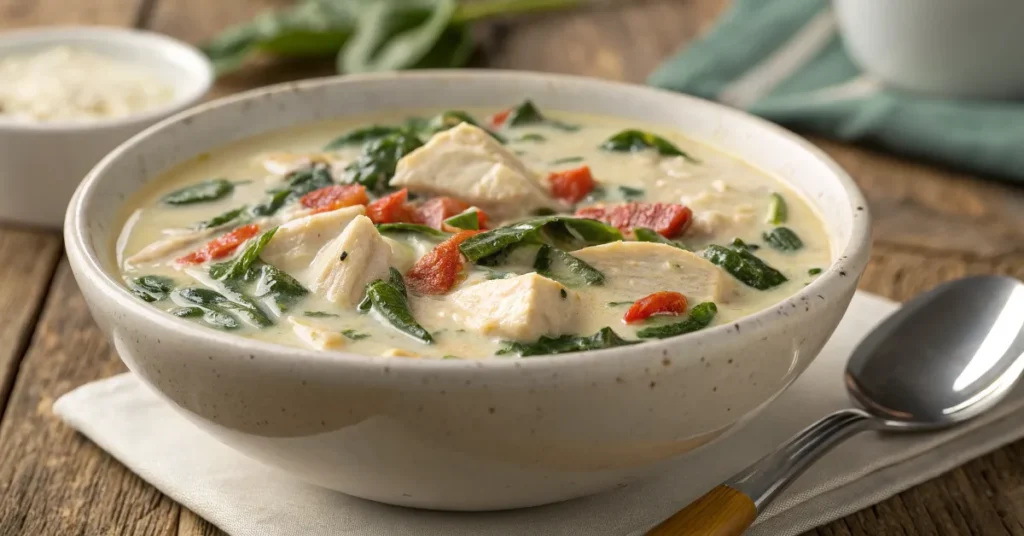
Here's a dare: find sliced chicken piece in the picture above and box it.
[260,206,365,276]
[287,316,346,350]
[306,215,392,306]
[573,242,733,303]
[445,273,581,341]
[125,229,212,266]
[391,123,562,219]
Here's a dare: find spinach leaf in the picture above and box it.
[503,99,580,131]
[808,267,822,275]
[250,190,291,217]
[634,227,688,250]
[442,209,480,230]
[202,0,585,77]
[702,244,787,290]
[364,277,432,343]
[496,327,637,357]
[550,156,584,166]
[170,306,204,318]
[343,131,422,191]
[730,237,759,251]
[376,222,451,238]
[767,192,787,225]
[341,329,370,340]
[389,267,408,298]
[636,302,717,339]
[161,179,234,206]
[202,309,242,330]
[218,294,274,328]
[251,263,308,313]
[340,0,464,73]
[618,185,645,200]
[175,287,229,306]
[128,275,175,302]
[324,125,405,150]
[303,310,338,317]
[459,216,623,264]
[171,288,246,330]
[763,227,803,252]
[192,206,249,230]
[209,227,279,281]
[201,0,356,75]
[533,245,604,286]
[515,133,546,143]
[600,129,695,161]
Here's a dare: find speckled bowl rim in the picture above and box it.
[65,70,872,373]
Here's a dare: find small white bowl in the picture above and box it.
[834,0,1024,99]
[0,26,212,228]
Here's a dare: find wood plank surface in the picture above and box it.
[1,0,1023,534]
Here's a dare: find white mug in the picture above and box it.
[834,0,1024,99]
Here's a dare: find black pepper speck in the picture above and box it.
[340,251,349,261]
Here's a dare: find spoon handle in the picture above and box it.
[645,409,874,535]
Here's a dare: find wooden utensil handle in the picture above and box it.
[644,485,756,536]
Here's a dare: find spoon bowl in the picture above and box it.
[847,276,1024,430]
[649,275,1024,535]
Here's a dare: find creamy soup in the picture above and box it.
[116,103,829,359]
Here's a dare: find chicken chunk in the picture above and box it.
[307,215,392,306]
[391,123,561,219]
[445,273,581,341]
[125,229,212,266]
[573,242,733,303]
[259,205,364,276]
[287,316,346,350]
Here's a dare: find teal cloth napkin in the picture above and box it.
[648,0,1024,182]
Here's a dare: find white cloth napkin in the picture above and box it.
[54,292,1024,536]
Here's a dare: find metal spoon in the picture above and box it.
[647,275,1024,535]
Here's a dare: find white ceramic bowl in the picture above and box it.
[834,0,1024,99]
[65,71,871,511]
[0,26,212,228]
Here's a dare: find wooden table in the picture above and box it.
[2,1,1023,534]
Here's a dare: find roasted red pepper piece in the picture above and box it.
[366,188,414,224]
[414,197,470,229]
[547,165,596,204]
[406,230,483,295]
[177,224,260,264]
[623,291,688,324]
[490,109,511,128]
[300,184,370,214]
[575,202,692,238]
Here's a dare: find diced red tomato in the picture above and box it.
[490,109,511,128]
[623,291,688,324]
[406,230,483,295]
[414,197,470,229]
[300,184,369,214]
[366,188,414,224]
[547,165,596,203]
[575,202,692,238]
[176,224,260,264]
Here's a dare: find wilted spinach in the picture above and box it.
[203,0,584,76]
[502,99,579,131]
[343,131,423,192]
[128,275,175,302]
[600,129,695,161]
[161,179,234,206]
[496,327,637,357]
[459,216,623,265]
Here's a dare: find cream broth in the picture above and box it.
[117,105,830,359]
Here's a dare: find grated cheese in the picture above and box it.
[0,46,175,122]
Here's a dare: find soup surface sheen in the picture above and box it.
[117,104,829,359]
